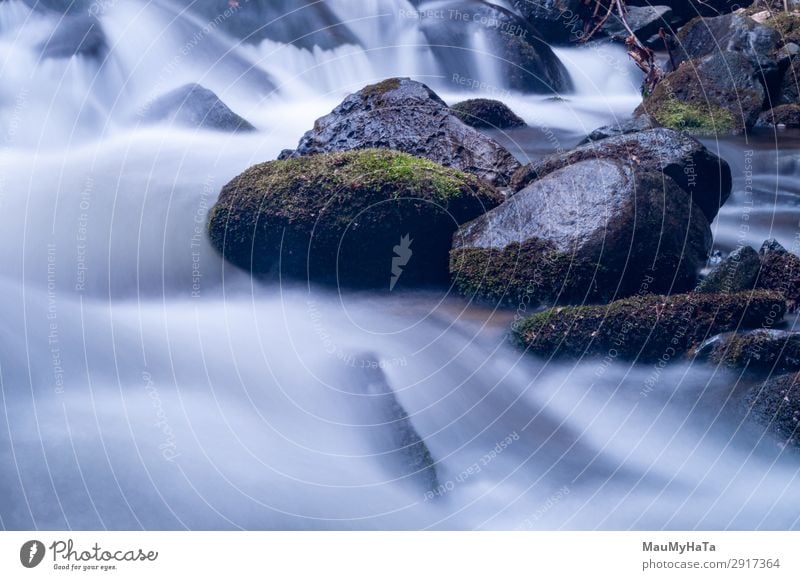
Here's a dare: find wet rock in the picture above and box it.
[578,114,659,144]
[756,246,800,309]
[450,159,711,306]
[695,329,800,372]
[38,14,106,59]
[637,51,766,134]
[673,12,780,70]
[140,84,255,132]
[779,57,800,104]
[417,1,573,93]
[757,104,800,128]
[450,98,526,129]
[184,0,359,50]
[511,128,732,222]
[512,290,786,362]
[697,245,761,293]
[507,0,584,43]
[208,149,501,288]
[280,78,521,187]
[745,372,800,449]
[603,5,677,42]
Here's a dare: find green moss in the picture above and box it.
[651,99,736,134]
[511,290,786,362]
[449,239,608,308]
[704,330,800,372]
[359,78,403,99]
[208,149,501,287]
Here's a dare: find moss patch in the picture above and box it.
[511,290,786,362]
[208,149,501,287]
[700,329,800,373]
[650,98,736,134]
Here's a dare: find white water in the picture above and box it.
[1,0,799,530]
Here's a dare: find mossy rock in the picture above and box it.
[637,52,764,134]
[763,11,800,45]
[450,99,526,130]
[208,149,502,288]
[695,329,800,373]
[745,372,800,449]
[697,245,761,293]
[757,104,800,128]
[756,246,800,309]
[511,290,786,362]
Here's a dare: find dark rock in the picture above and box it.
[183,0,359,50]
[757,104,800,128]
[417,1,573,93]
[207,149,502,288]
[450,159,712,306]
[779,57,800,104]
[578,114,659,145]
[761,238,787,256]
[140,84,255,132]
[604,5,677,42]
[450,98,526,129]
[280,78,521,187]
[37,14,106,59]
[512,290,786,362]
[507,0,585,43]
[673,12,781,70]
[637,51,766,134]
[697,245,761,293]
[511,128,732,222]
[745,372,800,448]
[695,329,800,372]
[757,247,800,309]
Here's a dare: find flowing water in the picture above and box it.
[1,0,799,530]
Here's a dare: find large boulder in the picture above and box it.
[508,0,584,43]
[207,149,502,288]
[280,78,521,187]
[450,158,712,306]
[695,329,800,373]
[637,52,767,134]
[450,98,526,129]
[512,290,786,362]
[603,5,678,43]
[673,12,781,70]
[139,84,255,132]
[745,372,800,449]
[417,1,573,93]
[510,128,732,222]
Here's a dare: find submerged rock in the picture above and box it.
[745,372,800,449]
[208,149,501,288]
[695,329,800,373]
[184,0,359,50]
[280,78,521,187]
[450,99,526,129]
[512,290,786,362]
[450,159,711,306]
[697,245,761,293]
[38,14,106,59]
[140,84,255,132]
[510,128,732,222]
[417,0,573,93]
